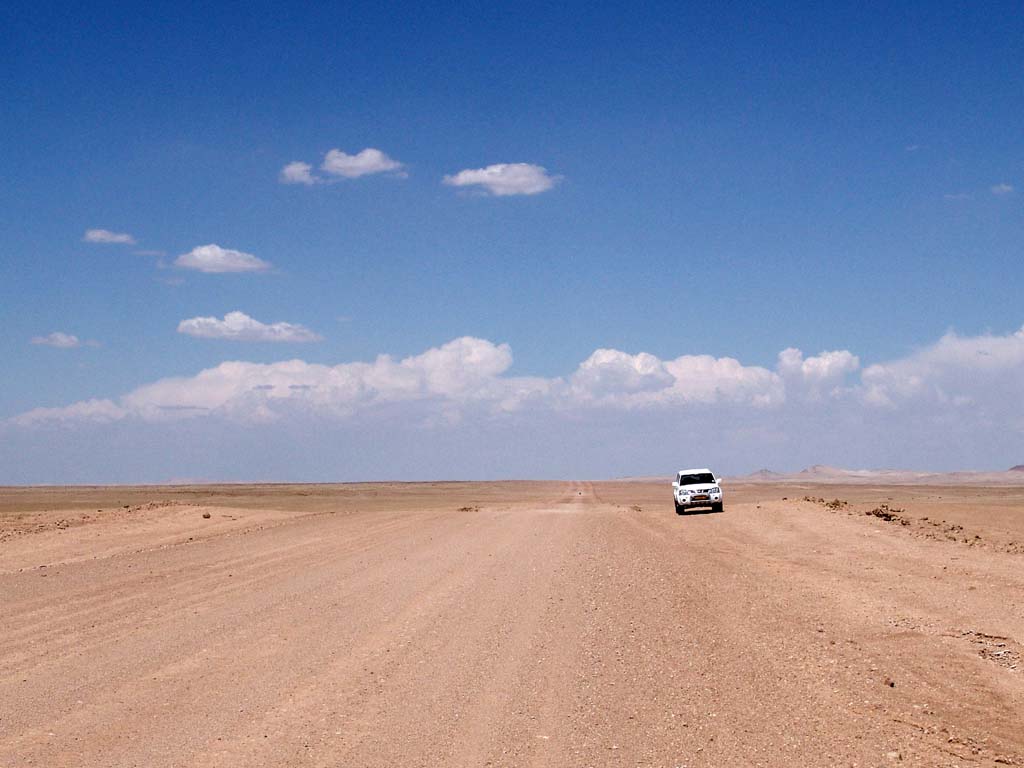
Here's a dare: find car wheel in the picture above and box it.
[674,502,685,515]
[712,502,723,513]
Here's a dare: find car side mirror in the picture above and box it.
[672,481,679,487]
[715,478,723,485]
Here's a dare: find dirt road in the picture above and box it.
[2,481,1022,767]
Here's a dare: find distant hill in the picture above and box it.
[797,465,851,477]
[746,468,783,480]
[618,465,1024,484]
[737,465,1024,485]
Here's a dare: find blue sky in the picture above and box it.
[2,1,1022,482]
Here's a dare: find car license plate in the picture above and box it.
[693,494,709,501]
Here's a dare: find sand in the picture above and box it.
[2,480,1022,766]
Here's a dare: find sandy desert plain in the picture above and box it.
[1,475,1023,767]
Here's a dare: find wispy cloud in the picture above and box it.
[30,332,99,349]
[991,183,1014,195]
[177,311,322,343]
[83,228,136,244]
[174,244,271,274]
[443,163,560,196]
[280,148,405,184]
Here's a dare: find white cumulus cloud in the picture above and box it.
[777,348,860,382]
[114,337,517,423]
[443,163,559,196]
[83,229,136,244]
[566,349,781,409]
[174,244,271,274]
[280,148,405,185]
[991,183,1014,195]
[13,325,1024,469]
[11,337,785,426]
[9,327,1024,479]
[177,311,322,343]
[321,148,404,179]
[860,326,1024,408]
[570,350,674,401]
[665,355,785,407]
[279,161,318,185]
[13,398,126,426]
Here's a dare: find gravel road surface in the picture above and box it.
[2,481,1022,767]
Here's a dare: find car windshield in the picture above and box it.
[679,472,715,485]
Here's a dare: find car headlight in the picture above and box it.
[710,487,720,493]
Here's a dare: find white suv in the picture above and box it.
[672,468,724,514]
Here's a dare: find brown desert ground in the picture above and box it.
[1,480,1023,767]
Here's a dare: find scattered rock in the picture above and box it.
[866,504,907,523]
[202,512,211,519]
[959,630,1022,670]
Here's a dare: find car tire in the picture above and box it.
[712,502,723,513]
[674,502,685,515]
